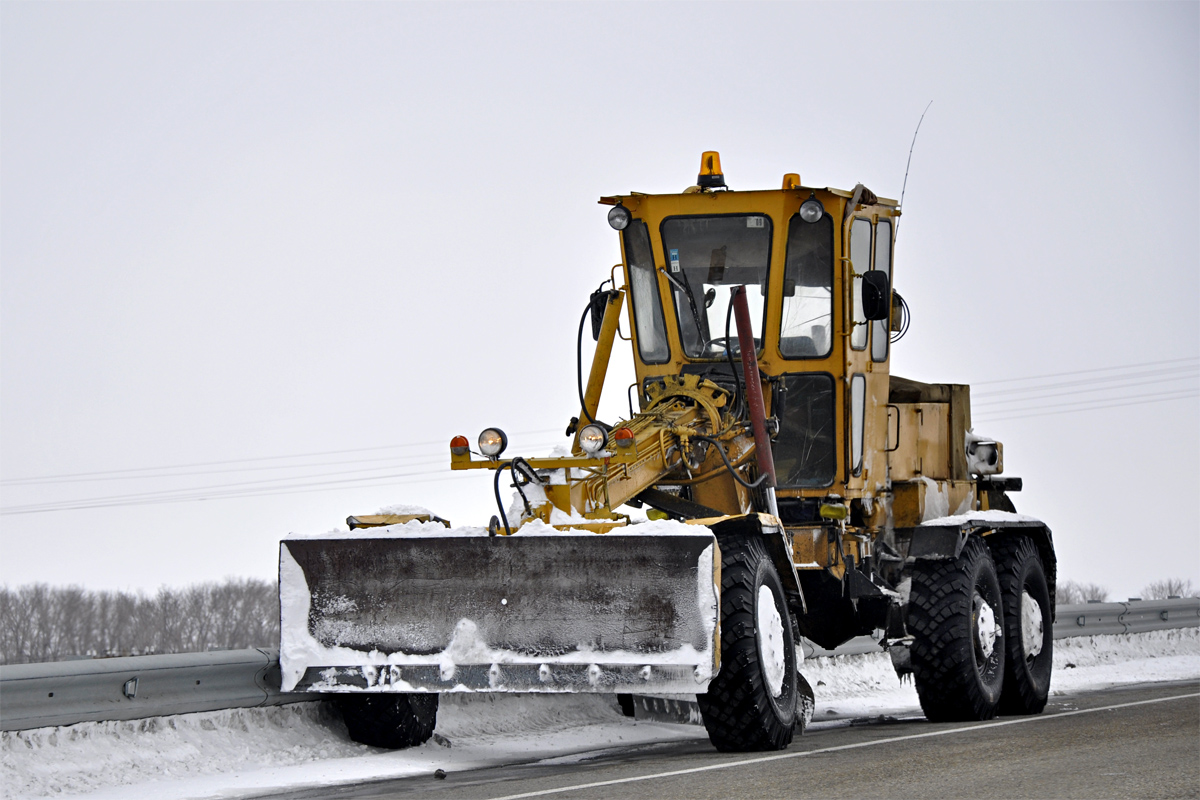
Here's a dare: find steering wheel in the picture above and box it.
[700,336,761,356]
[700,336,735,355]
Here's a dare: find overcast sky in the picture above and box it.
[2,2,1197,600]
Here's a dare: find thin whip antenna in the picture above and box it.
[897,100,932,242]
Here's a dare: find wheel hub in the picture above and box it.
[973,592,998,660]
[756,584,786,698]
[1021,589,1044,659]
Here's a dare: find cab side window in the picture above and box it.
[849,219,872,350]
[871,219,892,362]
[623,221,670,364]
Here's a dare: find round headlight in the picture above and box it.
[607,205,631,231]
[578,424,607,455]
[478,428,508,458]
[799,197,824,224]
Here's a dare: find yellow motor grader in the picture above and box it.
[278,153,1056,752]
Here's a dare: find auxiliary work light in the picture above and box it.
[799,194,824,223]
[478,428,508,458]
[607,205,631,231]
[578,424,607,455]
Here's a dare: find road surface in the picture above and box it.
[256,680,1199,800]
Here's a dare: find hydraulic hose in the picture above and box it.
[723,299,743,420]
[691,435,769,490]
[492,462,513,536]
[576,303,595,424]
[492,457,539,536]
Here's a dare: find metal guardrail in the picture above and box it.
[1056,598,1200,637]
[2,599,1195,732]
[0,647,307,731]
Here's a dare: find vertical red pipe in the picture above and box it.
[731,286,777,489]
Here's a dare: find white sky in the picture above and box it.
[2,2,1197,599]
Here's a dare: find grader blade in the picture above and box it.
[279,530,719,695]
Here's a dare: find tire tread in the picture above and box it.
[908,536,1004,721]
[698,533,795,752]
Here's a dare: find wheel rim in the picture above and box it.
[972,590,999,661]
[1020,589,1045,659]
[756,584,786,698]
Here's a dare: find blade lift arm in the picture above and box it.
[449,285,771,532]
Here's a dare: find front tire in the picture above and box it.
[991,536,1053,715]
[908,535,1006,721]
[698,533,797,751]
[337,693,438,749]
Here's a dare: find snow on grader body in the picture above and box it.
[279,153,1056,752]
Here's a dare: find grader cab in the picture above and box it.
[279,152,1056,752]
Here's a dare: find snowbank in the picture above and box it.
[1,694,703,800]
[4,629,1196,799]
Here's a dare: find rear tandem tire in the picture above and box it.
[908,535,1006,721]
[336,693,439,749]
[991,535,1053,715]
[698,533,797,751]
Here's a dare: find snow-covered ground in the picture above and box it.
[4,629,1197,800]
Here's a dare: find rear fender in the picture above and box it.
[899,516,1056,621]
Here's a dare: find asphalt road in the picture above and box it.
[267,681,1200,800]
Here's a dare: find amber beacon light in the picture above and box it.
[697,151,725,188]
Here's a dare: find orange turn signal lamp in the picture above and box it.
[613,427,635,448]
[450,435,470,456]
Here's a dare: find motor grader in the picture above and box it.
[278,152,1056,752]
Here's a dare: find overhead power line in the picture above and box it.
[973,373,1197,408]
[0,439,566,515]
[970,356,1198,386]
[5,357,1197,515]
[0,427,567,486]
[973,389,1197,423]
[972,365,1197,400]
[0,469,491,516]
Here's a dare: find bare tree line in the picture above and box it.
[1056,577,1196,605]
[0,579,279,665]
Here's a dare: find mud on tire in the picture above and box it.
[698,533,797,751]
[908,535,1006,721]
[990,535,1053,715]
[337,693,439,749]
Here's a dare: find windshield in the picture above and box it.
[660,215,772,359]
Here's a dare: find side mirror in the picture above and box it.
[589,289,620,340]
[861,271,890,321]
